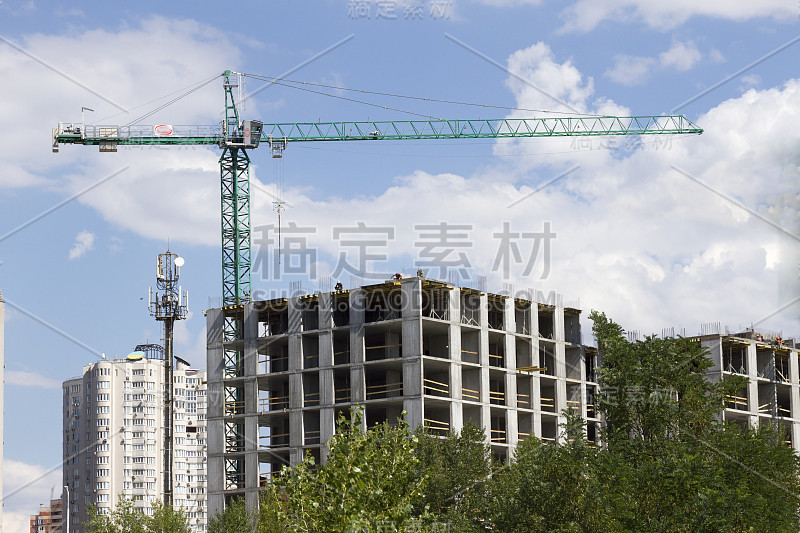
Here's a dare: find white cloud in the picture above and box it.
[740,74,761,87]
[6,370,61,389]
[605,40,702,86]
[709,49,726,64]
[559,0,796,32]
[605,55,657,86]
[659,40,701,72]
[3,459,63,532]
[68,230,95,259]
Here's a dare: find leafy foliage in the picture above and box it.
[208,496,255,533]
[258,408,429,532]
[85,497,188,533]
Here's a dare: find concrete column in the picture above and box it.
[319,368,334,407]
[450,399,464,435]
[448,284,459,327]
[506,408,518,448]
[402,278,423,319]
[450,324,462,400]
[747,342,759,428]
[319,292,333,330]
[319,331,333,368]
[205,308,225,522]
[287,297,302,334]
[320,407,336,463]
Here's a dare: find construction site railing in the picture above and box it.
[462,387,480,401]
[259,433,290,449]
[258,396,289,413]
[366,381,404,399]
[423,378,449,397]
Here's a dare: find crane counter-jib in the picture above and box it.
[52,115,702,149]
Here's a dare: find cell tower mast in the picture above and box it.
[148,251,188,507]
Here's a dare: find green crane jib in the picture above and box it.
[52,70,703,306]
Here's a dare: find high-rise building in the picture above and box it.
[62,347,208,532]
[29,499,62,532]
[205,276,597,516]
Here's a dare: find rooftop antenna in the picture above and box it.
[148,250,188,507]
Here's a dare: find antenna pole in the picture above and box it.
[148,251,188,508]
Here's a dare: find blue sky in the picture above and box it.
[0,0,798,527]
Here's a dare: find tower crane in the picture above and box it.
[52,69,702,500]
[53,69,703,308]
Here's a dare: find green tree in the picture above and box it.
[489,414,617,533]
[85,497,188,533]
[259,407,430,532]
[209,496,255,533]
[414,422,491,532]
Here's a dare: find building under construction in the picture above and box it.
[205,276,598,515]
[698,328,800,446]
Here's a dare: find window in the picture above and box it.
[96,443,109,452]
[96,482,109,490]
[96,406,109,414]
[96,456,109,464]
[97,381,110,389]
[96,469,109,477]
[97,393,109,402]
[96,494,109,503]
[132,369,145,376]
[97,431,109,440]
[96,419,109,427]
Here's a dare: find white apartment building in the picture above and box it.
[62,346,208,532]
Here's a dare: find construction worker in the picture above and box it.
[334,281,343,292]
